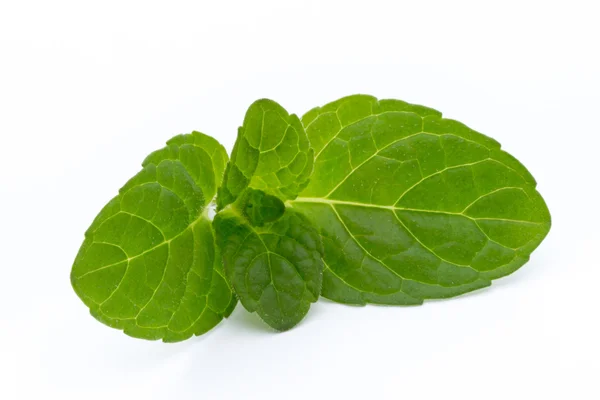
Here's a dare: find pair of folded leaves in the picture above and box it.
[70,95,551,342]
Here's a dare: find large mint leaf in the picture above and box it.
[214,206,323,331]
[290,95,551,305]
[70,132,236,342]
[217,99,314,210]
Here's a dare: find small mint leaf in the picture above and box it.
[214,208,323,331]
[242,188,285,227]
[217,99,313,210]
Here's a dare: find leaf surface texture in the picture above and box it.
[290,95,551,305]
[71,132,236,342]
[214,207,323,331]
[217,99,314,209]
[215,100,323,330]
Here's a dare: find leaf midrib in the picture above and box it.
[289,197,545,226]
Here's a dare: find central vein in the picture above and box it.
[288,197,542,225]
[290,197,448,214]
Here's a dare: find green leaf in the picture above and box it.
[289,95,551,305]
[240,188,286,227]
[214,205,323,331]
[70,132,236,342]
[214,99,323,330]
[217,99,314,210]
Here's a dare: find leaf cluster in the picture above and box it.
[71,95,551,341]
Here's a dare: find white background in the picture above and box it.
[1,1,599,399]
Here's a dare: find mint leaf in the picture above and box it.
[214,205,323,331]
[290,95,551,305]
[241,188,286,227]
[217,99,314,210]
[215,99,323,330]
[70,132,236,342]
